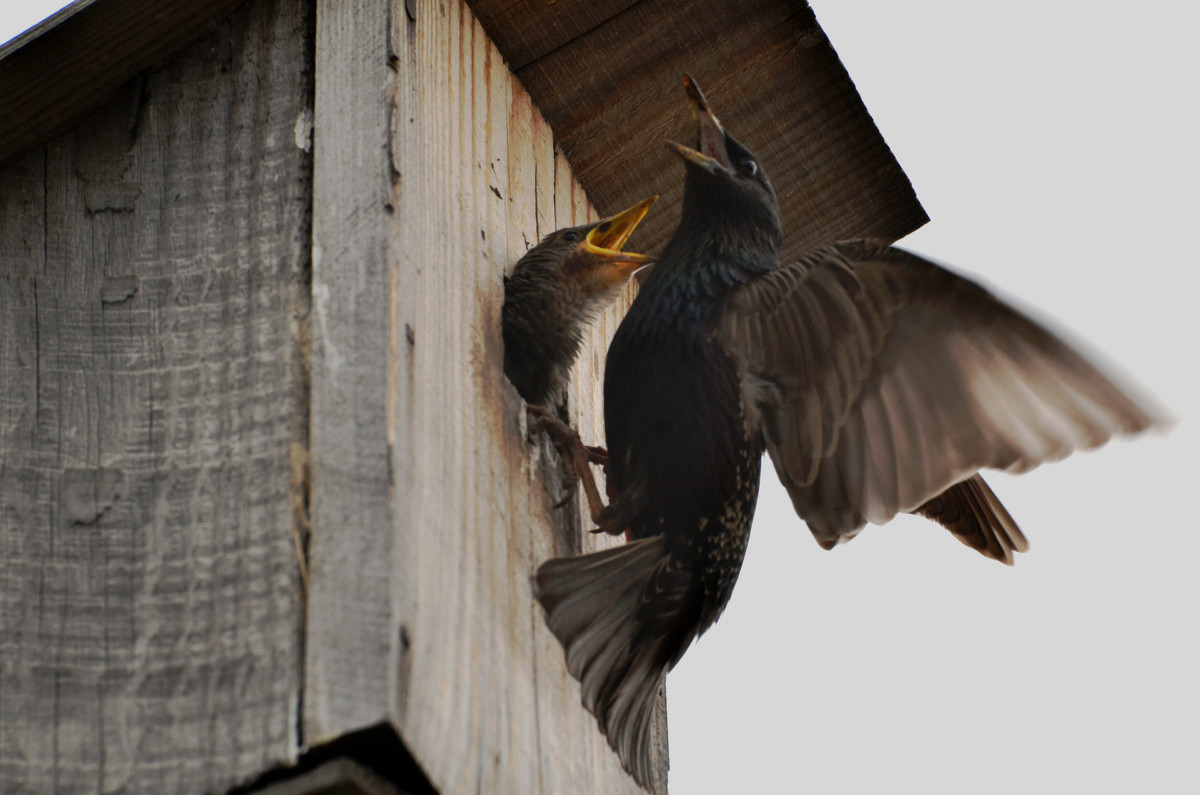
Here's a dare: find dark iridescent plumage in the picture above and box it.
[535,77,1163,787]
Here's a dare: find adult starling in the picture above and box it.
[503,197,656,518]
[534,76,1163,787]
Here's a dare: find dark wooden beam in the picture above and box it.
[0,0,249,168]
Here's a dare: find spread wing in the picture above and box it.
[717,240,1162,552]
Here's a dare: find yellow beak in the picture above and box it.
[584,195,658,267]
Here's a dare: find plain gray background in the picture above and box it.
[3,1,1195,793]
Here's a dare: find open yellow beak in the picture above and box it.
[584,195,657,268]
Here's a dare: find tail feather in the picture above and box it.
[912,473,1028,564]
[535,536,680,788]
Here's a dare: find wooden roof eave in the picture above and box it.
[0,0,249,169]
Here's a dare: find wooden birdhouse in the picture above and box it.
[0,0,924,792]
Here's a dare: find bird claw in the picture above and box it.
[584,445,609,467]
[589,504,631,540]
[588,524,633,543]
[551,479,578,510]
[526,404,608,524]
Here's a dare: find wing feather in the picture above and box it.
[717,240,1163,553]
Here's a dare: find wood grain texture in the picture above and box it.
[308,0,665,789]
[0,0,313,792]
[0,0,250,168]
[469,0,928,261]
[305,0,395,740]
[469,0,640,71]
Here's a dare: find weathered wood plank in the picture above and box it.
[531,111,556,243]
[305,0,395,741]
[0,1,313,792]
[309,0,665,789]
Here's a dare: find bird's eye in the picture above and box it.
[741,159,758,177]
[562,231,580,242]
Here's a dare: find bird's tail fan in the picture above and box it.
[535,535,683,788]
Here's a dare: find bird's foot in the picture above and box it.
[590,504,632,542]
[581,444,624,504]
[584,445,608,467]
[526,404,607,524]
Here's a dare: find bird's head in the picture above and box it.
[504,194,662,321]
[514,195,657,305]
[665,76,782,262]
[502,196,657,404]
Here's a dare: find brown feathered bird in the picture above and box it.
[535,76,1165,787]
[503,196,656,518]
[503,197,656,408]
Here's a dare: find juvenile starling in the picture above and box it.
[534,76,1163,787]
[503,196,656,407]
[503,197,656,518]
